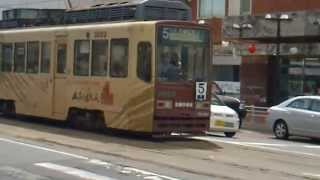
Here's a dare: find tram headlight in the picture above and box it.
[175,102,193,108]
[156,100,173,109]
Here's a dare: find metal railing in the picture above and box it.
[245,106,269,124]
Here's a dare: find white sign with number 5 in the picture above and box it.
[196,82,207,101]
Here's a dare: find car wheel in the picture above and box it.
[273,120,289,139]
[224,132,236,138]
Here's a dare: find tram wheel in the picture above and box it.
[0,100,15,116]
[68,109,105,132]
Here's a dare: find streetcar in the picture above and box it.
[0,20,211,136]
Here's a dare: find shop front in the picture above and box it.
[223,10,320,106]
[240,45,320,107]
[280,56,320,99]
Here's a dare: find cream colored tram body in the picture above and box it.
[0,21,211,135]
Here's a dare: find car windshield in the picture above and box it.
[211,95,225,106]
[157,26,210,82]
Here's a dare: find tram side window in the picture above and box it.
[1,44,13,72]
[137,42,152,82]
[57,44,67,74]
[92,40,108,76]
[74,40,90,76]
[41,42,51,73]
[26,41,40,73]
[110,39,128,78]
[14,43,25,73]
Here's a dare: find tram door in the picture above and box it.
[52,37,68,117]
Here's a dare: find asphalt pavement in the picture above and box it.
[0,116,320,180]
[0,136,212,180]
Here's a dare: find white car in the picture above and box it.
[208,95,240,137]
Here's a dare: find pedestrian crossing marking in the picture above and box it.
[35,163,117,180]
[89,159,182,180]
[0,166,50,180]
[35,160,182,180]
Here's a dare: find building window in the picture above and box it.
[240,0,251,15]
[14,43,26,73]
[110,39,128,78]
[74,40,90,76]
[26,41,40,73]
[280,57,320,101]
[1,43,13,72]
[137,42,152,82]
[212,65,240,82]
[41,42,51,73]
[92,40,108,76]
[198,0,225,19]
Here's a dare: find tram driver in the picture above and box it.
[159,50,182,81]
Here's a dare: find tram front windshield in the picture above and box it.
[157,26,210,82]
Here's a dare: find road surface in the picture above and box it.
[0,116,319,180]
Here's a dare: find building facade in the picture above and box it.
[251,0,320,15]
[0,0,66,19]
[224,0,320,106]
[188,0,252,97]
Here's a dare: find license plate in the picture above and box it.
[214,120,234,128]
[215,120,225,127]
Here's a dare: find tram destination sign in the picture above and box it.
[158,27,209,43]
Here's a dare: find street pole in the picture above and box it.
[265,13,291,105]
[275,17,281,106]
[65,0,73,9]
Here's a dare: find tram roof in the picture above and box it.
[69,0,188,11]
[0,20,203,35]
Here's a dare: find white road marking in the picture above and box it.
[200,137,320,149]
[192,137,242,145]
[242,144,320,158]
[194,137,320,158]
[35,163,117,180]
[238,142,287,147]
[122,167,181,180]
[89,159,113,169]
[0,138,88,160]
[0,138,181,180]
[89,159,181,180]
[304,145,320,149]
[0,166,50,180]
[303,173,320,179]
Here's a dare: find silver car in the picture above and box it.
[267,96,320,139]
